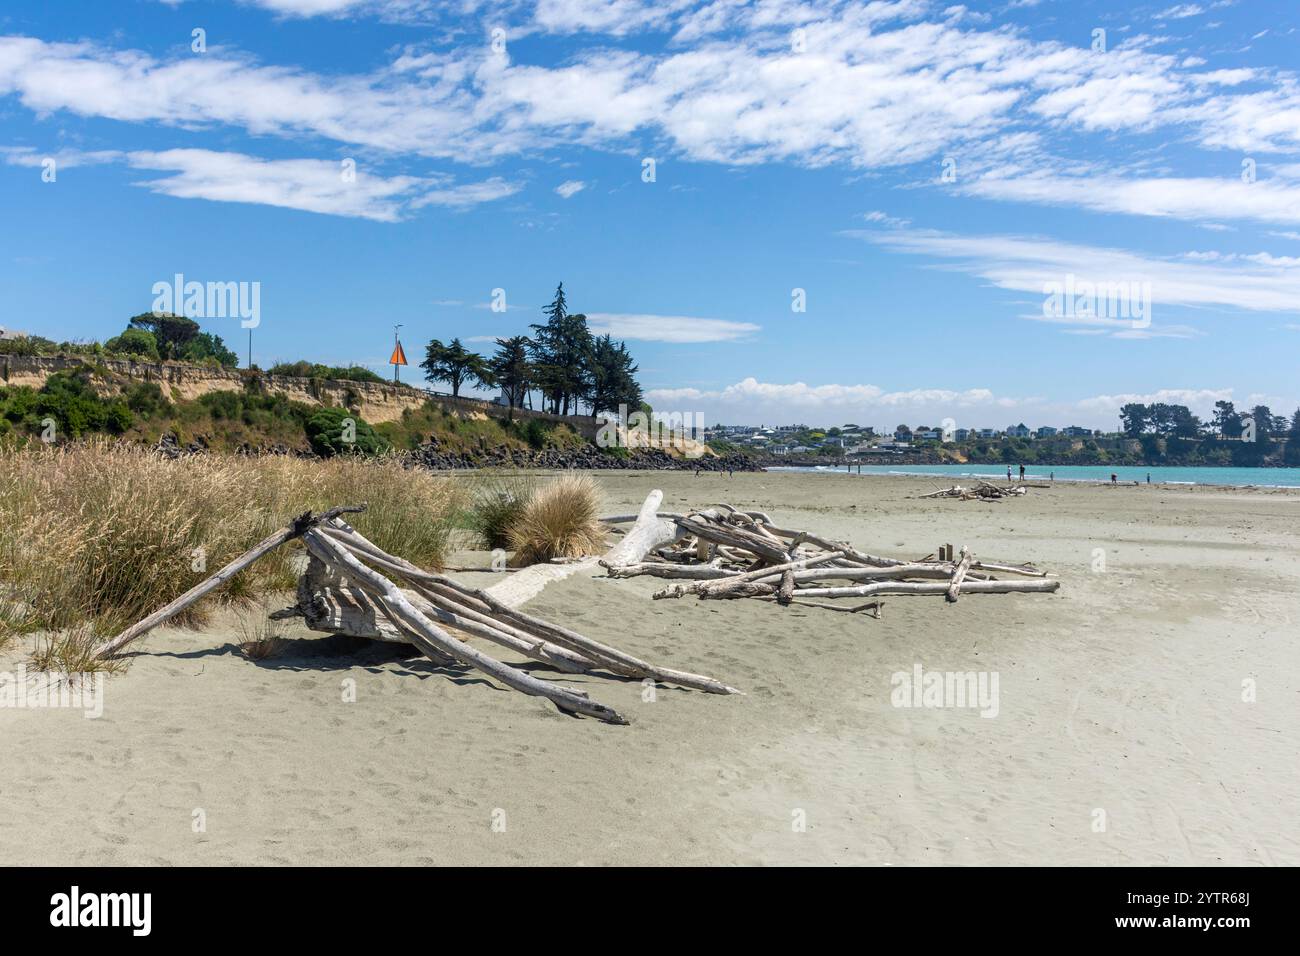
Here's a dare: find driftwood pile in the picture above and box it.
[90,495,739,725]
[918,481,1042,501]
[601,504,1058,615]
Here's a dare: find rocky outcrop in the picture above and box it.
[403,439,761,472]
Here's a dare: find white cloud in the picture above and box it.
[1077,388,1232,417]
[6,5,1300,176]
[961,167,1300,227]
[645,376,1026,426]
[1154,4,1205,19]
[554,179,586,198]
[587,312,759,343]
[849,227,1300,325]
[119,149,519,220]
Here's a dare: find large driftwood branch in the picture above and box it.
[302,530,628,724]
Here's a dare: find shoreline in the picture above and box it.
[765,463,1300,491]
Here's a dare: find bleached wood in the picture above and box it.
[302,530,628,724]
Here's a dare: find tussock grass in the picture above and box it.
[467,472,537,549]
[30,625,125,674]
[0,443,465,640]
[506,472,606,564]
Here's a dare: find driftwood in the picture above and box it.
[94,493,739,725]
[633,506,1059,614]
[919,481,1030,501]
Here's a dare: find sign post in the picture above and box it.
[389,325,408,384]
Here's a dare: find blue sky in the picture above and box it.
[1,0,1298,430]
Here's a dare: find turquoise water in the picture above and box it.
[769,463,1300,488]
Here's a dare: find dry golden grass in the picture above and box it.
[0,443,466,641]
[506,472,606,564]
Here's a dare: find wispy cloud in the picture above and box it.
[587,312,759,343]
[848,227,1300,324]
[2,145,520,219]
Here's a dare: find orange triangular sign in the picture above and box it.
[389,341,408,366]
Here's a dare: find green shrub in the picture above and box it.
[305,406,388,456]
[104,328,160,361]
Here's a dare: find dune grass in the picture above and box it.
[506,472,606,564]
[0,442,466,643]
[466,472,538,550]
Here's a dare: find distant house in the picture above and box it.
[1036,426,1058,438]
[1063,425,1091,437]
[978,428,1000,439]
[1007,423,1031,438]
[913,429,942,441]
[0,326,27,341]
[789,445,813,453]
[954,428,972,441]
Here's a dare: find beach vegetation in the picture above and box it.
[506,472,605,564]
[0,443,466,641]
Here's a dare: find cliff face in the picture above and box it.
[0,353,601,436]
[0,354,429,423]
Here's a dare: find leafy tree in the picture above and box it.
[105,328,160,360]
[488,336,533,419]
[181,332,239,368]
[529,283,594,415]
[1119,403,1148,437]
[1212,400,1242,439]
[1285,408,1300,465]
[420,337,493,398]
[586,334,641,416]
[127,312,200,360]
[1248,404,1276,442]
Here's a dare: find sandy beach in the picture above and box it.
[3,470,1297,866]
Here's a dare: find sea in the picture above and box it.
[767,463,1300,489]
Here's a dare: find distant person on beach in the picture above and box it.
[1110,473,1118,484]
[1019,464,1025,481]
[1146,473,1151,484]
[1050,471,1055,483]
[1007,466,1012,481]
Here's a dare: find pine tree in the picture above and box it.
[488,336,533,420]
[420,337,492,398]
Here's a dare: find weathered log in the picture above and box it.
[791,579,1060,599]
[946,546,973,603]
[321,520,739,695]
[601,562,731,580]
[302,530,628,724]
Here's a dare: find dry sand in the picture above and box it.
[2,471,1297,865]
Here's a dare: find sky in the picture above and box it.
[1,0,1298,431]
